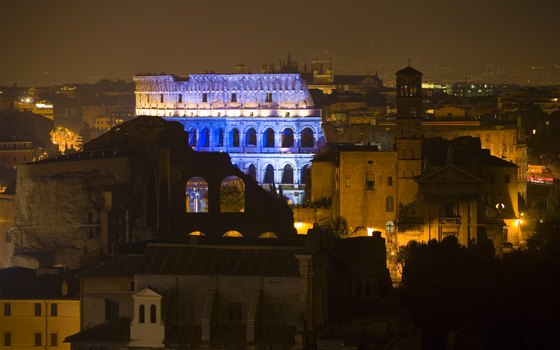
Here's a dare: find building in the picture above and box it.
[133,73,326,204]
[0,139,35,167]
[305,66,521,253]
[0,268,80,350]
[10,117,296,268]
[65,232,417,350]
[396,137,520,250]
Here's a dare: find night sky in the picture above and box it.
[1,0,559,86]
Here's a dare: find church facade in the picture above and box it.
[133,73,325,204]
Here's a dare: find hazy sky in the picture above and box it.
[1,0,559,86]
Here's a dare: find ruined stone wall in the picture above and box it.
[12,157,132,267]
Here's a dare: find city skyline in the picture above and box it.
[1,0,560,86]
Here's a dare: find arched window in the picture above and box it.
[246,164,257,181]
[185,177,209,213]
[259,232,278,238]
[263,128,275,148]
[220,176,245,212]
[139,304,145,323]
[245,128,257,146]
[188,231,205,236]
[386,196,394,212]
[263,164,275,184]
[215,128,224,146]
[199,127,210,147]
[281,128,294,147]
[301,164,310,186]
[301,128,314,148]
[150,304,156,323]
[187,128,197,147]
[281,164,294,184]
[230,128,240,147]
[224,230,243,237]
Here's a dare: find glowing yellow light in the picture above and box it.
[367,227,374,236]
[294,222,303,229]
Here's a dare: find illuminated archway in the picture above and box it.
[187,128,197,147]
[263,164,275,184]
[245,128,257,146]
[223,230,243,237]
[188,231,205,236]
[281,164,294,184]
[263,128,275,148]
[301,127,314,148]
[220,176,245,212]
[199,127,210,147]
[246,164,257,181]
[229,128,240,147]
[301,164,310,186]
[185,177,208,213]
[281,128,294,147]
[215,128,224,146]
[259,232,278,238]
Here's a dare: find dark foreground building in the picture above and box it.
[10,117,295,268]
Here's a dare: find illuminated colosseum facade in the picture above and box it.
[133,73,325,203]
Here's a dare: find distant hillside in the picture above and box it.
[0,110,54,149]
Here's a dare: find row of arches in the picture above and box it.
[186,176,245,213]
[186,127,315,149]
[138,304,157,324]
[188,230,278,238]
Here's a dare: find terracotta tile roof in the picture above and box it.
[80,244,303,278]
[64,318,130,343]
[165,325,201,346]
[255,326,296,347]
[211,324,247,346]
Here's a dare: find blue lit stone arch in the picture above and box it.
[228,127,240,147]
[263,164,275,184]
[280,127,295,147]
[246,163,257,181]
[214,128,225,146]
[300,127,315,148]
[280,162,296,184]
[262,127,276,148]
[245,127,257,146]
[199,127,210,147]
[187,128,197,146]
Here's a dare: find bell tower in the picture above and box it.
[395,65,424,206]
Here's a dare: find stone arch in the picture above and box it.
[224,230,243,237]
[263,127,275,148]
[259,232,278,238]
[281,163,294,184]
[188,231,205,236]
[301,164,311,186]
[301,127,314,148]
[281,127,294,147]
[220,175,245,212]
[246,164,257,181]
[229,128,240,147]
[199,127,210,147]
[187,128,197,147]
[185,177,208,213]
[263,164,275,184]
[215,128,224,146]
[245,127,257,146]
